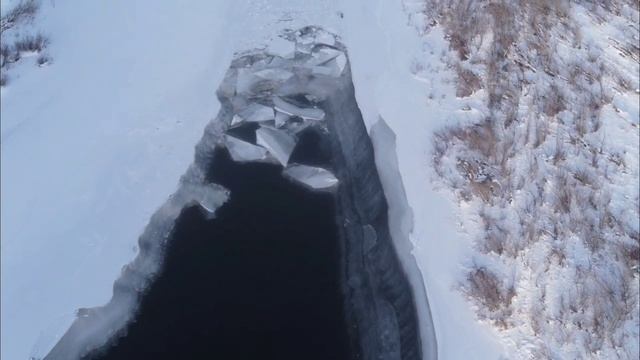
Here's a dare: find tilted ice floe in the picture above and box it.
[180,183,230,215]
[224,135,269,162]
[255,126,296,166]
[272,96,325,121]
[307,47,343,66]
[218,30,347,170]
[283,164,338,190]
[274,111,290,128]
[237,103,275,123]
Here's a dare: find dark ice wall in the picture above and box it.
[324,70,422,360]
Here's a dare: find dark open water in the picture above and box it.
[86,129,352,360]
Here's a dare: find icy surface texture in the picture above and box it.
[273,96,325,121]
[215,27,346,183]
[255,126,296,166]
[224,135,269,162]
[283,164,338,190]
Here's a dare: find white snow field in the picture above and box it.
[0,0,519,359]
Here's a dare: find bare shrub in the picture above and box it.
[465,267,515,328]
[14,33,48,53]
[456,65,482,97]
[0,44,10,67]
[466,268,503,310]
[0,0,39,33]
[36,53,51,66]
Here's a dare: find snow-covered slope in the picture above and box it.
[403,0,639,358]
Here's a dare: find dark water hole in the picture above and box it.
[87,132,352,360]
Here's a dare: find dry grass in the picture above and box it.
[425,0,639,357]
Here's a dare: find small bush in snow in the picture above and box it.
[36,53,51,67]
[14,33,48,53]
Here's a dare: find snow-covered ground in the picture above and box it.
[7,0,605,359]
[2,2,237,359]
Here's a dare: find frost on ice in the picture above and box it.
[283,164,338,190]
[224,135,268,162]
[255,125,296,166]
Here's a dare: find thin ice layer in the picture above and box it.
[255,126,296,166]
[283,164,338,190]
[224,135,268,162]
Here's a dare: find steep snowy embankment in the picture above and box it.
[341,1,506,358]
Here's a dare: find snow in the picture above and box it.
[255,125,296,166]
[1,0,511,359]
[224,135,269,163]
[282,164,338,190]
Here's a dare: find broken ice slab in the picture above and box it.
[307,47,343,66]
[235,68,258,95]
[283,164,339,190]
[315,30,336,47]
[224,135,268,162]
[266,36,295,59]
[310,55,346,77]
[275,111,290,128]
[272,96,325,121]
[256,125,296,166]
[253,68,294,82]
[237,103,275,123]
[180,183,230,215]
[230,114,244,127]
[334,53,347,73]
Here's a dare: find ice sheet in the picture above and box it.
[224,135,268,162]
[237,103,275,123]
[283,164,338,190]
[272,96,325,121]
